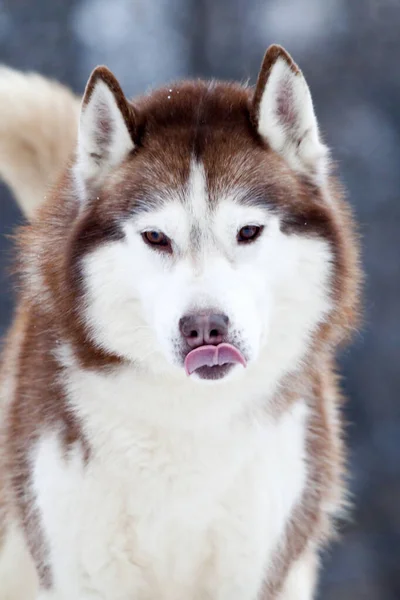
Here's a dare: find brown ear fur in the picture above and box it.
[83,65,137,142]
[251,44,300,129]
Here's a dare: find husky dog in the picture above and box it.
[0,45,361,599]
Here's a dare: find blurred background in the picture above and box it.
[0,0,399,598]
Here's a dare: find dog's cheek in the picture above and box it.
[238,266,271,347]
[149,286,188,362]
[217,280,265,361]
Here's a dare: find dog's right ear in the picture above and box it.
[74,66,136,196]
[252,45,328,184]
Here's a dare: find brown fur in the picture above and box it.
[0,46,362,598]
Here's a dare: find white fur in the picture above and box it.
[0,523,38,600]
[257,57,328,182]
[186,159,209,224]
[279,550,317,600]
[0,66,79,219]
[74,78,133,196]
[32,369,308,600]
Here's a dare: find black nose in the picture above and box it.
[179,313,229,348]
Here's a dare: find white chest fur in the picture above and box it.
[32,369,308,600]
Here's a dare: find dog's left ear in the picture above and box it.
[252,45,328,183]
[75,66,136,195]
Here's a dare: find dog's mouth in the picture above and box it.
[184,343,247,380]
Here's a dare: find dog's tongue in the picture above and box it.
[184,343,246,376]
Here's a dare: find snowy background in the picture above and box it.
[0,0,399,598]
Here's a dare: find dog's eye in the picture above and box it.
[142,231,172,252]
[237,225,263,244]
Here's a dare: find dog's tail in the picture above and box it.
[0,67,80,219]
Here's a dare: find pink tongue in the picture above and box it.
[184,343,247,376]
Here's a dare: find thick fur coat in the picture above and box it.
[0,45,361,599]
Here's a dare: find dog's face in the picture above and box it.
[70,46,335,383]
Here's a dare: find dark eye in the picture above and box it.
[237,225,263,244]
[142,230,172,252]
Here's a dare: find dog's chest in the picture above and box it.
[33,401,308,600]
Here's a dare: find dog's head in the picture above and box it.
[49,46,354,384]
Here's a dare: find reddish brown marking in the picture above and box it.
[4,306,90,587]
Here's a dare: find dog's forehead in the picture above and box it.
[138,81,295,195]
[108,81,299,220]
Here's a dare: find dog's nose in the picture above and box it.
[179,313,229,348]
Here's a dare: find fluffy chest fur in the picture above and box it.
[31,365,308,600]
